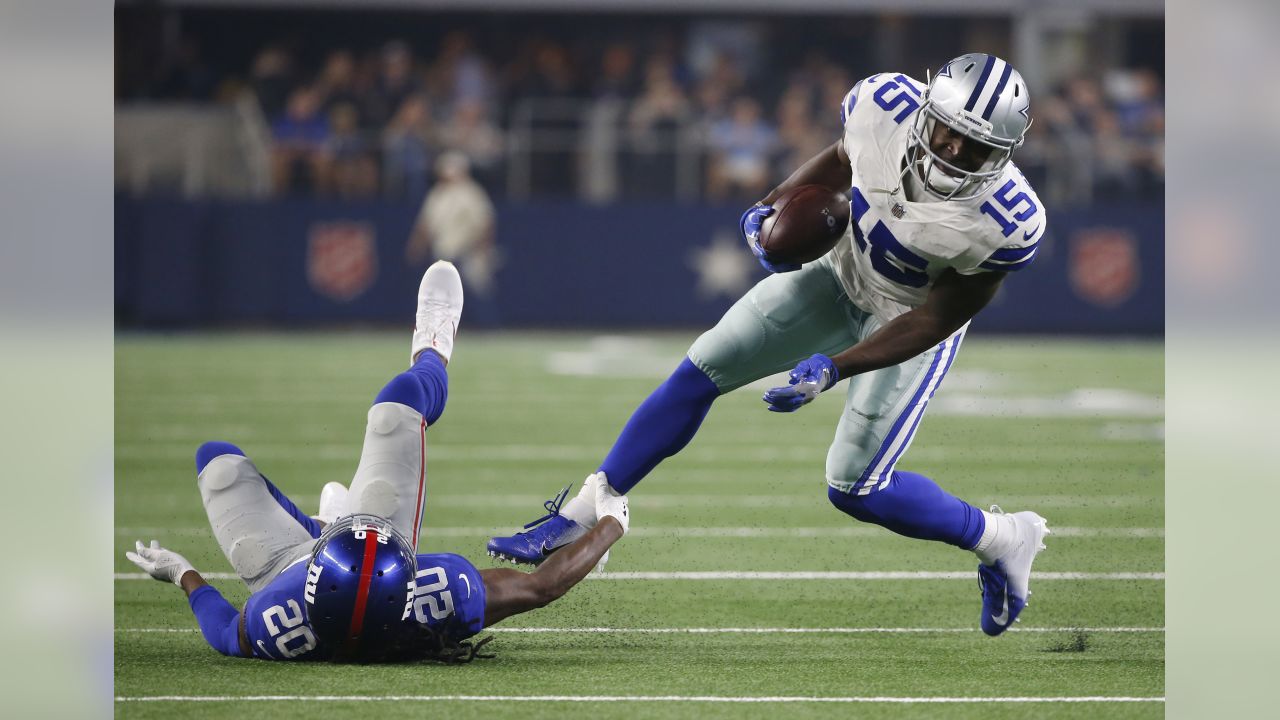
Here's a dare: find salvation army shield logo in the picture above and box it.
[307,222,378,302]
[1069,228,1139,307]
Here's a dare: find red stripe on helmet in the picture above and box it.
[344,530,380,652]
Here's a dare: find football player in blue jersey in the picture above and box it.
[489,54,1050,636]
[125,261,630,662]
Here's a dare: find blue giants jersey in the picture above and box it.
[402,553,487,644]
[242,552,486,661]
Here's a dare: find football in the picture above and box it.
[758,185,851,265]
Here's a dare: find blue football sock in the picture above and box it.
[828,471,986,549]
[598,358,721,494]
[374,350,450,425]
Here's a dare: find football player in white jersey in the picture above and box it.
[489,54,1049,636]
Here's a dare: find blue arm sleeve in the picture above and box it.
[188,585,247,657]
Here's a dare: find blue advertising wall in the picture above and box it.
[115,196,1163,335]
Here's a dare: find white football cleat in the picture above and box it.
[979,507,1049,636]
[411,260,464,365]
[317,481,350,525]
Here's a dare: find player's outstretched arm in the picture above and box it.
[761,140,852,204]
[763,270,1003,412]
[125,540,251,658]
[834,269,1003,378]
[479,478,628,626]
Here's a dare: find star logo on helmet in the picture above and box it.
[1018,105,1030,121]
[937,61,954,79]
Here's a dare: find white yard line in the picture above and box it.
[115,525,1164,539]
[114,694,1165,704]
[112,491,1161,509]
[115,441,1160,464]
[115,570,1163,581]
[118,625,1165,634]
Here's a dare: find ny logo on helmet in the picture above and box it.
[304,563,324,604]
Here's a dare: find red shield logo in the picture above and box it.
[1070,228,1139,307]
[307,222,378,302]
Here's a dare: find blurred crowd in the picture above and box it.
[132,28,1163,205]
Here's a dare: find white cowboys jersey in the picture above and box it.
[829,72,1047,323]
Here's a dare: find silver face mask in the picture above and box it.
[903,53,1031,201]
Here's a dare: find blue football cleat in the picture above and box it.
[978,508,1049,636]
[487,486,588,565]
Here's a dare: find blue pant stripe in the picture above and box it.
[855,337,950,489]
[871,331,964,489]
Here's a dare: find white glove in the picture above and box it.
[126,540,196,586]
[590,472,629,536]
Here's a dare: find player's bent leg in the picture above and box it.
[597,358,720,494]
[606,260,858,494]
[820,326,1049,635]
[821,326,986,547]
[487,262,859,565]
[688,260,862,393]
[827,474,984,548]
[196,443,320,592]
[346,260,460,551]
[198,441,323,539]
[345,353,448,552]
[487,359,719,564]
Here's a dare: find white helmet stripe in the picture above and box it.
[981,61,1014,120]
[962,54,998,113]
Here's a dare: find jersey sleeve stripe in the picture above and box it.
[850,186,871,222]
[840,81,863,125]
[980,249,1038,272]
[987,243,1038,263]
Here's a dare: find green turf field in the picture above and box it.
[115,332,1164,718]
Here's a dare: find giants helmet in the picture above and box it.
[303,514,416,660]
[905,53,1031,200]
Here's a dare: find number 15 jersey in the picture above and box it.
[831,72,1047,324]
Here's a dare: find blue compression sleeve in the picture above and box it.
[828,471,986,549]
[598,358,721,494]
[188,585,247,657]
[374,350,450,425]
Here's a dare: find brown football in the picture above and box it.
[758,185,851,265]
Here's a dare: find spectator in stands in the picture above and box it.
[407,151,498,298]
[1090,109,1137,199]
[250,45,296,119]
[706,96,776,200]
[317,50,363,117]
[383,94,437,201]
[624,56,690,196]
[321,102,378,199]
[438,99,504,191]
[593,43,639,101]
[365,40,423,129]
[154,35,217,101]
[427,32,493,113]
[1109,68,1164,138]
[125,21,1166,205]
[774,85,826,181]
[271,86,330,194]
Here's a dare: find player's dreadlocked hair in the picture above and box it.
[342,622,496,664]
